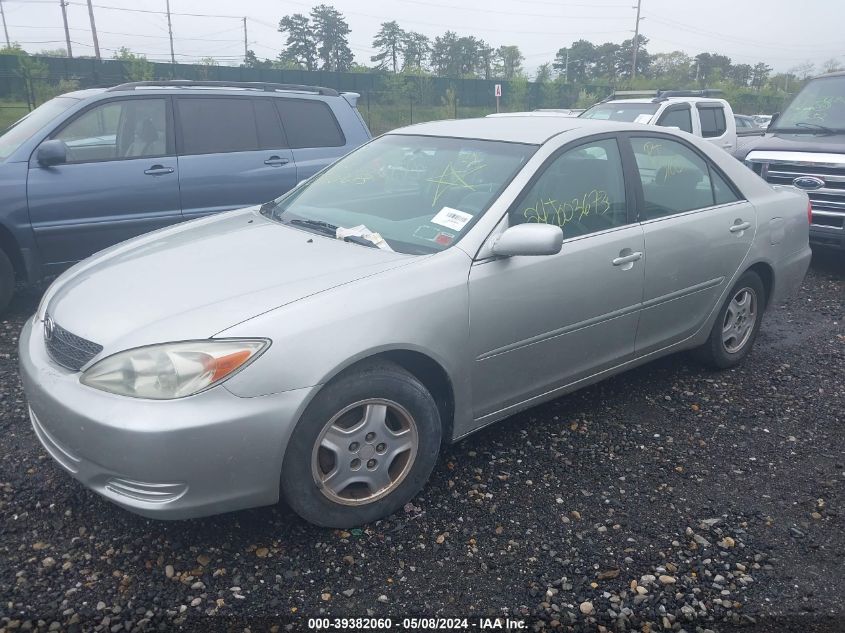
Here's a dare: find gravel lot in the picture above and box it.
[0,252,842,633]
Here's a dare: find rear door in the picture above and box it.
[626,133,754,355]
[176,96,297,219]
[696,102,734,152]
[26,96,181,268]
[275,98,348,181]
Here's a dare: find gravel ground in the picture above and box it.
[0,251,842,633]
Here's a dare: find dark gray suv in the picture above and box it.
[0,80,371,312]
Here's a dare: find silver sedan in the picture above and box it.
[19,117,812,527]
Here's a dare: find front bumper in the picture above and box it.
[18,316,317,519]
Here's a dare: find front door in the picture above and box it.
[175,96,297,219]
[627,134,755,355]
[468,137,645,421]
[27,96,181,268]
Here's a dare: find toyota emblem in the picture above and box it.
[43,315,55,341]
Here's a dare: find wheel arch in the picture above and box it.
[320,348,457,444]
[0,222,25,281]
[745,260,774,308]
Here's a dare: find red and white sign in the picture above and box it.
[494,84,502,97]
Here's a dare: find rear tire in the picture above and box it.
[0,248,15,315]
[281,360,441,528]
[693,270,765,370]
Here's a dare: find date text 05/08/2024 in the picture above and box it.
[307,617,526,630]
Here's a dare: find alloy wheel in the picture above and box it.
[722,287,757,354]
[311,398,418,506]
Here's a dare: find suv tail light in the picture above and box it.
[807,199,812,224]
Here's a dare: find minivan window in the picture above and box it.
[698,106,727,138]
[253,99,287,149]
[177,98,259,155]
[266,134,535,255]
[0,96,77,160]
[54,98,168,163]
[657,108,693,133]
[275,99,345,148]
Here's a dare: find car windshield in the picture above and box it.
[772,74,845,132]
[0,97,79,160]
[264,134,536,255]
[580,102,659,122]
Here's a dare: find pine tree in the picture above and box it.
[311,4,354,72]
[371,21,406,73]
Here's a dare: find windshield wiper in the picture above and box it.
[342,235,379,248]
[286,218,338,236]
[772,122,838,135]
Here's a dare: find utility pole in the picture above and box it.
[0,0,10,49]
[242,17,248,63]
[59,0,73,58]
[165,0,175,64]
[86,0,100,59]
[564,49,570,83]
[631,0,643,80]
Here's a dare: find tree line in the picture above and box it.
[243,4,843,95]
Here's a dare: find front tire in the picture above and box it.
[694,270,765,369]
[281,360,441,528]
[0,248,15,315]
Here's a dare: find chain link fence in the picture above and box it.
[0,54,602,134]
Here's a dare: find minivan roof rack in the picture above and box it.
[106,80,340,96]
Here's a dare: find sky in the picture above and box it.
[1,0,843,76]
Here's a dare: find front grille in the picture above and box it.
[44,316,103,370]
[746,151,845,227]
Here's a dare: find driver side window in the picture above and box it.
[511,138,628,239]
[54,98,168,164]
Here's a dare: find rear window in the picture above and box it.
[698,106,727,138]
[177,97,259,155]
[275,99,345,148]
[580,102,659,123]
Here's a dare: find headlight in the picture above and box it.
[80,339,269,399]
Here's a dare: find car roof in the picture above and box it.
[388,116,636,144]
[486,111,574,118]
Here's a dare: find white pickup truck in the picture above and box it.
[580,90,738,153]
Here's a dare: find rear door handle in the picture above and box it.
[264,156,290,166]
[612,251,643,266]
[730,221,751,233]
[144,165,174,176]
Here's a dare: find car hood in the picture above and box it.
[46,207,415,352]
[738,131,845,158]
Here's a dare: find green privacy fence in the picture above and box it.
[0,54,604,134]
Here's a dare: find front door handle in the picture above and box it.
[612,251,643,267]
[144,165,174,176]
[264,156,290,166]
[730,221,751,233]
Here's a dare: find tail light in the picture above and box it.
[807,199,812,224]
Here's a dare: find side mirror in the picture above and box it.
[36,139,67,166]
[491,223,563,257]
[767,113,779,129]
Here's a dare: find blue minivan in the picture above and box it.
[0,80,371,312]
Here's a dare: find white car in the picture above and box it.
[580,92,737,153]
